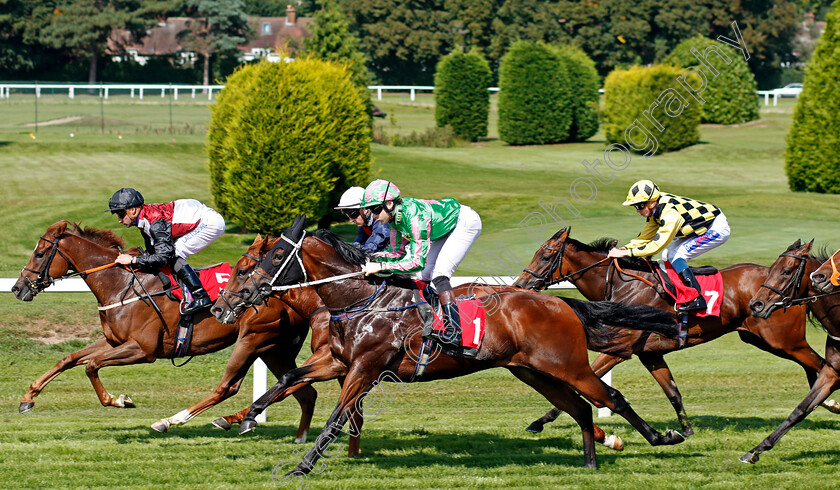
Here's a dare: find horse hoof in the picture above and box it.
[19,402,34,413]
[664,429,686,445]
[116,394,135,408]
[603,434,624,451]
[211,418,232,431]
[822,399,840,414]
[525,422,544,433]
[239,419,257,435]
[739,451,758,464]
[293,429,309,444]
[151,420,170,433]
[682,427,694,438]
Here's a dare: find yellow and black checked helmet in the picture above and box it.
[623,180,661,206]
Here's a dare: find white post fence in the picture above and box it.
[0,82,793,106]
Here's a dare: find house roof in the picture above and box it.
[108,14,313,56]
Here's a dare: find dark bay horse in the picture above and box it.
[11,221,318,442]
[513,228,838,437]
[742,241,840,463]
[213,216,687,474]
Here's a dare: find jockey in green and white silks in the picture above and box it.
[359,179,482,354]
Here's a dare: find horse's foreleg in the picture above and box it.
[260,350,319,444]
[84,340,154,408]
[525,354,626,433]
[282,368,379,479]
[740,361,840,464]
[638,353,692,437]
[151,337,262,433]
[239,351,348,434]
[20,337,110,413]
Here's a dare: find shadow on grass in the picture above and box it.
[0,141,12,147]
[688,414,840,432]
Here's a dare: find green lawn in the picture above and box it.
[1,93,839,488]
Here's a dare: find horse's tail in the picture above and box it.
[561,297,678,338]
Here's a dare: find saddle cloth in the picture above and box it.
[415,280,487,350]
[164,262,231,302]
[655,264,723,317]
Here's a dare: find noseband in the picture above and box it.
[759,252,808,308]
[19,235,80,293]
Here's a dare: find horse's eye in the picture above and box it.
[34,252,44,259]
[781,270,792,276]
[237,269,247,277]
[541,254,551,262]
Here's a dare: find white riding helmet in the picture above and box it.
[334,186,365,209]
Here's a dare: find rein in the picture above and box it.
[612,259,656,287]
[759,252,809,310]
[272,271,364,291]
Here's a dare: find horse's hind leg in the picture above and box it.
[260,349,319,444]
[526,354,626,433]
[510,367,602,468]
[740,360,840,464]
[20,337,109,413]
[84,339,154,407]
[638,353,693,437]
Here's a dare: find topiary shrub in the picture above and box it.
[208,57,372,234]
[498,41,572,145]
[434,48,492,141]
[550,44,600,142]
[602,64,701,156]
[786,0,840,193]
[664,36,759,125]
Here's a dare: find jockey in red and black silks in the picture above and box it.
[108,187,225,314]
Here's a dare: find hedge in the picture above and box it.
[498,41,572,145]
[786,0,840,193]
[207,58,371,234]
[664,36,759,125]
[434,49,492,141]
[602,64,701,155]
[551,45,600,142]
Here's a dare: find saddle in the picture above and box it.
[157,262,231,360]
[651,263,723,318]
[414,280,487,358]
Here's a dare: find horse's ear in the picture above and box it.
[792,239,802,248]
[804,239,815,252]
[47,220,69,239]
[290,214,307,238]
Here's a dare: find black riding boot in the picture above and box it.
[676,268,707,313]
[427,289,462,347]
[175,264,211,314]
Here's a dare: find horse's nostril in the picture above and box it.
[750,301,763,312]
[813,274,825,281]
[11,285,19,293]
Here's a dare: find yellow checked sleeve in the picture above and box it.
[625,208,685,257]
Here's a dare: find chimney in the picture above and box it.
[286,5,297,26]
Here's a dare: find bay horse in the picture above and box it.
[11,220,319,443]
[742,240,840,463]
[513,228,838,437]
[213,215,687,474]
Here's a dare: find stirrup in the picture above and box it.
[675,297,706,313]
[426,328,461,347]
[181,296,211,315]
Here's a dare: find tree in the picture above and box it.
[434,48,492,141]
[208,57,372,233]
[20,0,173,82]
[498,41,572,145]
[551,44,600,141]
[785,0,840,192]
[180,0,251,86]
[242,0,285,16]
[304,1,369,88]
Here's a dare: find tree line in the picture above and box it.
[0,0,832,88]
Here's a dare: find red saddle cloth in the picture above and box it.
[657,264,723,317]
[164,263,231,302]
[415,280,487,349]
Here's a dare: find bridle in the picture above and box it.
[19,235,81,293]
[522,239,612,289]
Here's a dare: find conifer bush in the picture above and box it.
[786,0,840,193]
[551,45,600,142]
[602,64,700,155]
[207,58,371,234]
[498,41,572,145]
[434,49,492,141]
[664,36,759,125]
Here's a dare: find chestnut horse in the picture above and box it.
[742,241,840,463]
[213,216,687,474]
[513,228,838,437]
[11,221,319,442]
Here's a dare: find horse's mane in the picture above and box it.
[567,235,654,270]
[812,244,832,264]
[65,222,126,251]
[313,229,369,265]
